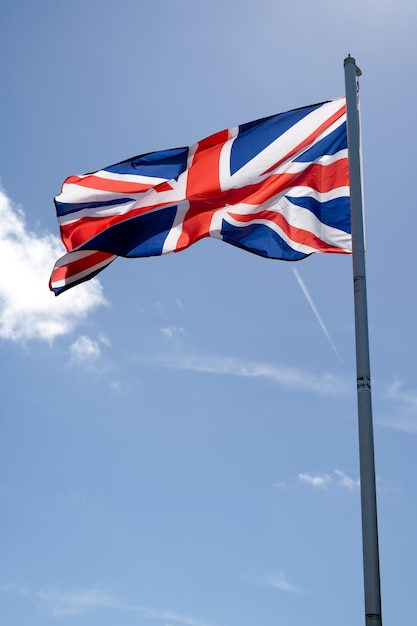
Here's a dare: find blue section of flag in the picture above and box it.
[230,103,322,175]
[294,122,348,162]
[221,221,307,261]
[104,147,189,180]
[56,196,133,217]
[287,196,351,233]
[79,205,179,257]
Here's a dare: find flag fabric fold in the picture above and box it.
[50,98,351,295]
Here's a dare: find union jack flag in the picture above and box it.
[50,98,351,295]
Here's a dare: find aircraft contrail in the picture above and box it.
[293,268,343,364]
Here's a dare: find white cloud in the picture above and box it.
[334,469,359,489]
[98,332,111,347]
[110,379,134,393]
[386,378,417,410]
[69,335,103,363]
[1,583,31,596]
[129,606,213,626]
[273,480,288,489]
[36,586,117,616]
[160,326,185,338]
[153,300,164,315]
[380,378,417,433]
[298,470,359,490]
[1,584,212,626]
[249,571,301,595]
[0,186,107,343]
[298,473,331,488]
[1,584,117,616]
[69,333,110,367]
[160,354,348,396]
[267,573,301,594]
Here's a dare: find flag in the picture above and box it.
[50,98,351,295]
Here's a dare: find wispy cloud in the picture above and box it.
[273,480,288,489]
[160,326,185,338]
[69,334,110,366]
[36,586,118,616]
[1,583,31,596]
[1,584,213,626]
[160,354,348,396]
[268,574,301,594]
[386,378,417,409]
[380,378,417,433]
[334,469,360,489]
[298,470,359,490]
[293,268,342,364]
[128,605,213,626]
[1,584,117,616]
[0,187,107,343]
[298,473,332,488]
[251,572,302,594]
[153,300,164,315]
[110,379,133,393]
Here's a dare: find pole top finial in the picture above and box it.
[344,54,362,76]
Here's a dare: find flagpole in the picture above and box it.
[344,55,382,626]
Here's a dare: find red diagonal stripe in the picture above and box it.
[262,103,346,175]
[65,174,164,194]
[227,209,348,253]
[229,159,349,206]
[50,250,115,282]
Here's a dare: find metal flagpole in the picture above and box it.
[344,55,382,626]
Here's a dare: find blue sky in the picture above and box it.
[1,2,416,625]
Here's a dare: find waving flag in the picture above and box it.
[50,98,351,295]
